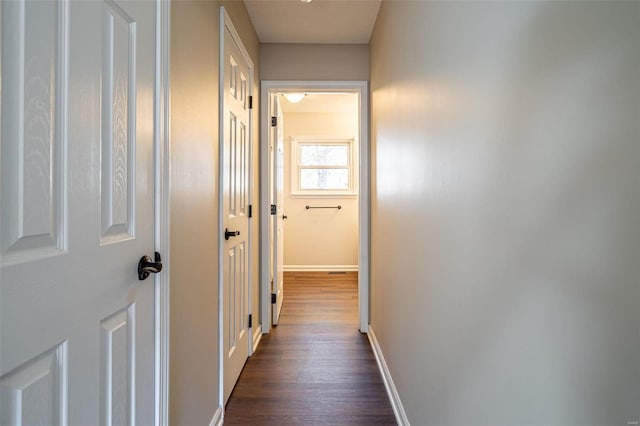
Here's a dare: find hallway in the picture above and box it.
[224,273,396,425]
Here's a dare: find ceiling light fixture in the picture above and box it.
[300,0,313,3]
[283,93,306,103]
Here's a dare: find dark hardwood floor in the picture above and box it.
[224,272,397,425]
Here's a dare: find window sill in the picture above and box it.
[289,192,358,199]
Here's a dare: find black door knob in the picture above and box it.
[138,252,163,281]
[225,228,240,240]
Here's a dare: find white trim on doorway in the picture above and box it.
[260,80,370,333]
[154,1,171,425]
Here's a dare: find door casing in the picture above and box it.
[259,80,370,333]
[155,1,171,424]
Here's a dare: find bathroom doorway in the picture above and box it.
[260,81,370,334]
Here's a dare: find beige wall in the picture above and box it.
[169,1,259,424]
[283,111,359,268]
[370,1,640,424]
[261,43,369,81]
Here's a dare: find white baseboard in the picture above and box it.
[252,326,262,354]
[283,264,359,272]
[367,326,410,426]
[209,406,223,426]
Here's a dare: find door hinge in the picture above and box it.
[248,204,252,218]
[248,314,252,328]
[270,204,277,215]
[248,95,253,109]
[271,116,277,127]
[271,293,276,304]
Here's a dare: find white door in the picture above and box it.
[0,1,158,425]
[221,22,251,403]
[272,95,285,325]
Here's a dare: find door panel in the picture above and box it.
[100,305,135,426]
[222,25,251,403]
[272,96,284,325]
[0,0,66,264]
[101,0,136,244]
[0,1,157,424]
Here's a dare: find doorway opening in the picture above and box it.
[260,81,370,334]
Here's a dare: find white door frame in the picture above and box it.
[154,0,171,425]
[218,6,255,411]
[260,80,370,333]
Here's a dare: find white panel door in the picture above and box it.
[272,95,285,325]
[0,1,157,425]
[222,24,251,403]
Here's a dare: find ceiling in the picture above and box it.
[243,0,382,44]
[279,93,358,113]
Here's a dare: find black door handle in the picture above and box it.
[225,228,240,240]
[138,252,163,281]
[282,215,288,220]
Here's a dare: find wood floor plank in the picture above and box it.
[224,272,396,425]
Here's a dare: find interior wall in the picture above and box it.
[370,1,640,424]
[261,43,369,81]
[282,111,359,269]
[169,1,259,424]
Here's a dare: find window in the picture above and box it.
[291,138,357,196]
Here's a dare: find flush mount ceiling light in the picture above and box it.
[283,93,306,103]
[300,0,313,3]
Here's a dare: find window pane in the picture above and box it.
[300,168,349,190]
[300,145,348,166]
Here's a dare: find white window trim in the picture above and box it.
[290,137,358,197]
